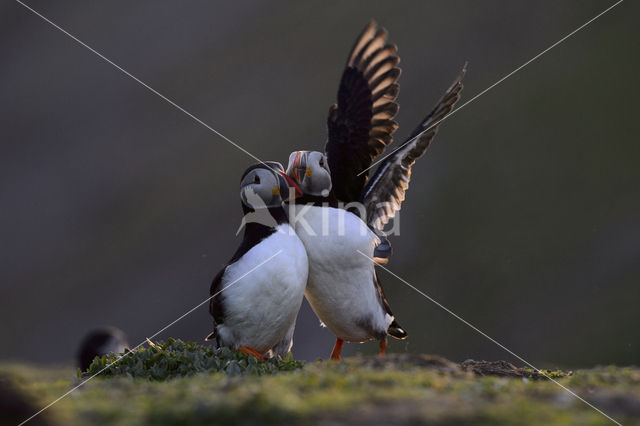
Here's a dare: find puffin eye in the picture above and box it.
[253,175,260,184]
[319,158,325,167]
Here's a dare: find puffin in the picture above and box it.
[206,162,308,359]
[77,326,129,371]
[285,21,465,360]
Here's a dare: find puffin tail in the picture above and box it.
[387,319,408,340]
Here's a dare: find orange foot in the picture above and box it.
[379,339,388,357]
[330,338,344,361]
[238,346,266,360]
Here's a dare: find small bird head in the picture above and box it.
[240,162,301,209]
[285,151,332,197]
[77,327,129,371]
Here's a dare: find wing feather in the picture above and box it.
[362,65,466,231]
[325,21,401,203]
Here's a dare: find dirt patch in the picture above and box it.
[356,355,571,380]
[355,353,464,375]
[460,359,570,379]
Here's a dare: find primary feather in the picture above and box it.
[362,65,466,231]
[325,21,401,204]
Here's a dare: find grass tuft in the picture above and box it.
[82,339,304,380]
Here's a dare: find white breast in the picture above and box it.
[216,224,308,353]
[289,205,392,342]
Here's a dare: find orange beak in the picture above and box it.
[279,171,303,199]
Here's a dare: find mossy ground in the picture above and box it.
[2,343,639,425]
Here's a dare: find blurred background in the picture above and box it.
[0,0,637,368]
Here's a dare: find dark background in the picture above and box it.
[1,1,637,367]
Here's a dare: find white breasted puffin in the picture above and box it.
[206,162,308,359]
[285,21,465,360]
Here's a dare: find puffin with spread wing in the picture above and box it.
[286,21,465,360]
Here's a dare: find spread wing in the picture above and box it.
[362,65,466,231]
[325,21,401,203]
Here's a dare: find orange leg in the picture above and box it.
[379,339,387,357]
[238,346,266,360]
[330,338,344,361]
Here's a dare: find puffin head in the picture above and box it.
[240,162,301,209]
[77,327,129,371]
[285,151,332,197]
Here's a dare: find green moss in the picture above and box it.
[519,367,571,379]
[83,339,304,380]
[2,347,639,425]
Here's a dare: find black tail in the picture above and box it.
[388,319,408,339]
[373,270,408,340]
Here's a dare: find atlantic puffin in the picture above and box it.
[206,162,308,359]
[285,21,465,360]
[77,326,129,371]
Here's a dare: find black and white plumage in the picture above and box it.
[77,327,129,371]
[325,21,465,236]
[287,21,465,360]
[207,162,308,359]
[286,151,404,361]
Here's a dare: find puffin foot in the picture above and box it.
[379,340,387,357]
[238,346,265,360]
[330,338,344,361]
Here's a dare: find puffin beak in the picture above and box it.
[278,171,302,200]
[290,151,303,182]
